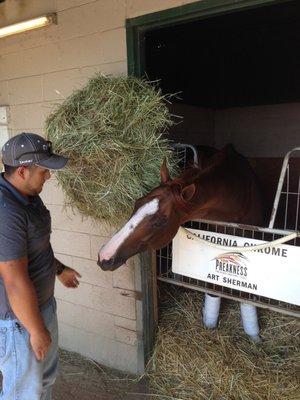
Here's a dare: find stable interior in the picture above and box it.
[145,0,300,231]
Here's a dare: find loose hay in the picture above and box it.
[45,74,179,225]
[147,287,300,400]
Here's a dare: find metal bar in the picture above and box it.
[295,175,300,231]
[269,147,300,228]
[157,277,300,317]
[192,218,295,237]
[159,249,162,277]
[284,165,290,229]
[171,143,199,166]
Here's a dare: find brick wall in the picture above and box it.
[39,178,142,371]
[0,0,199,373]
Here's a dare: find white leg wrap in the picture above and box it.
[240,303,260,342]
[203,293,221,328]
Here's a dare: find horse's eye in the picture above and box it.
[152,221,160,228]
[151,216,167,229]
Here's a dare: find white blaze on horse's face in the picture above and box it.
[99,198,159,265]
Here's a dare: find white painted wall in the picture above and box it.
[168,103,214,146]
[0,0,200,374]
[170,102,300,158]
[0,106,10,152]
[214,103,300,157]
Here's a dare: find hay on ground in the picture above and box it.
[147,287,300,400]
[45,74,179,225]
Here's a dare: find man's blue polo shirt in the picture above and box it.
[0,173,55,319]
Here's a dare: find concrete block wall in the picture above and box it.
[169,102,300,158]
[168,103,214,146]
[0,0,200,373]
[40,176,144,373]
[214,103,300,157]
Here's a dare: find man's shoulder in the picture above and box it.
[0,186,25,216]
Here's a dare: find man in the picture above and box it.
[0,132,81,400]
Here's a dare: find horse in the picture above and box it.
[98,144,264,271]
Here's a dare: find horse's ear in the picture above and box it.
[181,184,196,202]
[160,158,170,183]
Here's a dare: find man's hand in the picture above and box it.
[30,329,52,361]
[57,267,81,288]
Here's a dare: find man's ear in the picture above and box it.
[160,158,170,184]
[181,184,196,202]
[17,166,28,180]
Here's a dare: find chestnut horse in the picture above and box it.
[98,144,264,271]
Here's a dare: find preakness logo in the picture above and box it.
[210,252,259,291]
[214,252,248,277]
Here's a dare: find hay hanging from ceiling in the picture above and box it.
[147,287,300,400]
[45,74,178,225]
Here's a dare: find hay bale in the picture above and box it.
[45,74,178,225]
[147,286,300,400]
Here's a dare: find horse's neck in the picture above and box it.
[179,149,227,187]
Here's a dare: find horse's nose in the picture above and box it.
[97,256,114,271]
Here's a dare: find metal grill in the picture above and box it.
[171,143,198,170]
[269,147,300,231]
[156,145,300,317]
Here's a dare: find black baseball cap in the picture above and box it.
[1,132,68,170]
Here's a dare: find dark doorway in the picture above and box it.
[144,0,300,109]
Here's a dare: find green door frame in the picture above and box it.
[126,0,293,367]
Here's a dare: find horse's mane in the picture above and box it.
[174,144,236,186]
[162,145,237,214]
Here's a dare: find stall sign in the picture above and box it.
[172,228,300,305]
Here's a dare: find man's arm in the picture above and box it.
[0,257,51,361]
